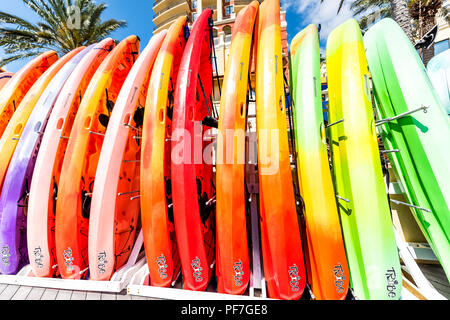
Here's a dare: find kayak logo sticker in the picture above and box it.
[63,247,75,272]
[156,254,168,280]
[191,256,203,282]
[97,251,108,274]
[288,264,301,292]
[386,267,399,298]
[233,260,244,287]
[333,263,346,293]
[33,246,44,269]
[1,245,11,267]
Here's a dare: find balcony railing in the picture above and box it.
[153,0,187,18]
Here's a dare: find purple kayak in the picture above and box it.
[0,46,92,274]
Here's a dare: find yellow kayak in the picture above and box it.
[327,19,401,300]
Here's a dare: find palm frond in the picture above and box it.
[0,0,126,69]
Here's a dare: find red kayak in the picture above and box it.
[171,9,216,291]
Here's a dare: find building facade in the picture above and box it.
[434,0,450,56]
[152,0,289,104]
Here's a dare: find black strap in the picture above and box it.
[197,74,213,119]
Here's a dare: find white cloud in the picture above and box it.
[282,0,354,44]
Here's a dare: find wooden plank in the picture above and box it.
[101,292,116,300]
[402,276,427,300]
[40,288,59,300]
[419,264,449,286]
[130,294,149,300]
[86,291,101,300]
[26,287,45,300]
[0,285,20,300]
[70,291,87,300]
[11,286,32,300]
[56,289,73,300]
[0,284,8,295]
[116,293,132,300]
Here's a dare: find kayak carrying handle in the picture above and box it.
[89,130,105,137]
[375,105,429,126]
[326,118,344,128]
[336,195,350,203]
[389,199,431,213]
[118,190,140,196]
[380,149,400,154]
[123,122,142,132]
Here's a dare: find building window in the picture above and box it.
[225,5,234,15]
[192,0,197,9]
[434,39,449,56]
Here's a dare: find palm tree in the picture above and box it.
[347,0,447,64]
[409,0,446,64]
[322,0,414,40]
[0,0,126,67]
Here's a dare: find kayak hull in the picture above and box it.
[256,0,306,300]
[364,18,450,280]
[171,9,215,291]
[89,33,165,281]
[141,18,187,287]
[27,39,115,278]
[290,24,349,300]
[55,36,139,279]
[327,19,401,300]
[215,1,258,295]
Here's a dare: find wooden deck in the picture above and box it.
[0,262,447,300]
[418,263,450,299]
[0,285,156,300]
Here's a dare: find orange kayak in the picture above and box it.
[88,32,166,281]
[256,0,306,300]
[0,51,58,138]
[140,17,187,287]
[215,1,259,295]
[55,36,139,279]
[289,25,350,300]
[27,39,115,278]
[0,73,13,91]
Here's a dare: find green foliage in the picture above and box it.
[0,0,126,67]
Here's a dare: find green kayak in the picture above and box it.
[364,18,450,280]
[327,19,402,300]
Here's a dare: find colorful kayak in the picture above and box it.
[27,39,115,278]
[289,24,349,300]
[171,9,216,291]
[326,19,401,300]
[89,33,165,281]
[0,49,82,206]
[364,18,450,280]
[55,36,139,279]
[0,51,58,137]
[256,0,306,300]
[215,1,258,295]
[140,17,187,287]
[0,47,87,275]
[0,73,14,91]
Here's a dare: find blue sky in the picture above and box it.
[282,0,354,51]
[0,0,355,72]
